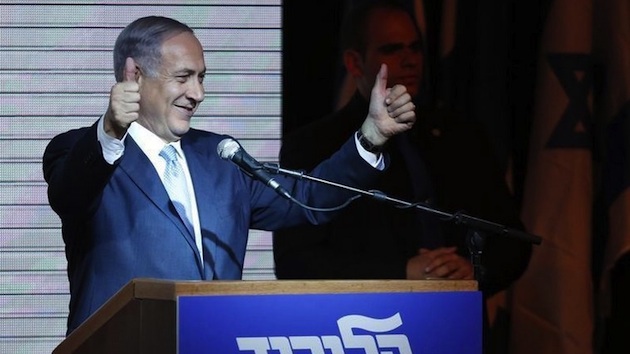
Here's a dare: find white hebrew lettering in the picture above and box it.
[376,334,413,354]
[269,336,292,354]
[236,313,412,354]
[321,335,344,354]
[290,336,325,354]
[236,337,270,354]
[338,313,408,354]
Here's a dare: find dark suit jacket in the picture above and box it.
[274,92,532,297]
[43,120,384,334]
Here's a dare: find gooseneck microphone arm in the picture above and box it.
[263,162,542,246]
[217,138,292,200]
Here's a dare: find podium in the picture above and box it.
[53,278,481,354]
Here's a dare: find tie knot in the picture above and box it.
[160,144,179,163]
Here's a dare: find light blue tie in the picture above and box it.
[159,144,193,234]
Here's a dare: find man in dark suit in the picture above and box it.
[42,15,416,335]
[273,2,532,351]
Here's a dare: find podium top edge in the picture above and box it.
[130,278,479,300]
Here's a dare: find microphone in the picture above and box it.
[217,138,291,200]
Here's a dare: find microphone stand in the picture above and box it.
[264,163,542,283]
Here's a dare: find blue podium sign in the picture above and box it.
[178,291,481,354]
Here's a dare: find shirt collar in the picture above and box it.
[128,122,184,159]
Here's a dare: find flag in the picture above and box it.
[594,1,630,352]
[508,0,594,353]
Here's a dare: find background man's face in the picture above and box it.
[358,8,424,98]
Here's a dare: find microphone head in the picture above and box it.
[217,138,241,160]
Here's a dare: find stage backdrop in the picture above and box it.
[0,1,281,353]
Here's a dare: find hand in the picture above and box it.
[104,57,140,139]
[359,63,416,147]
[406,247,474,280]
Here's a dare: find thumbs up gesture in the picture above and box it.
[359,64,416,148]
[104,57,141,139]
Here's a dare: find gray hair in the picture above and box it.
[113,16,194,82]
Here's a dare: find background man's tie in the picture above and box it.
[394,133,444,249]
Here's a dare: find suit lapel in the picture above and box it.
[118,137,201,258]
[182,139,218,279]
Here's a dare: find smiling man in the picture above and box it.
[42,15,417,335]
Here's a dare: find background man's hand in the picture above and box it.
[407,247,474,280]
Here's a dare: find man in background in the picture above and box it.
[274,1,532,352]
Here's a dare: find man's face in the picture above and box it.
[356,8,424,98]
[137,31,206,143]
